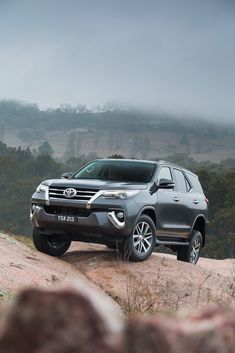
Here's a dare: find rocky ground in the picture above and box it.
[0,233,121,313]
[0,280,235,353]
[64,242,235,314]
[0,233,234,315]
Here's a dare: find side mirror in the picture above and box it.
[61,172,73,179]
[149,179,175,195]
[149,182,158,195]
[158,178,175,189]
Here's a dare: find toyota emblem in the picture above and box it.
[63,188,77,198]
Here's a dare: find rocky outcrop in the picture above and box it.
[0,281,235,353]
[0,281,122,353]
[125,307,235,353]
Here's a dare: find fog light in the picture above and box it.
[116,211,124,220]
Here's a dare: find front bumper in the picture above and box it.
[30,198,139,241]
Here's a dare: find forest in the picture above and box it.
[0,141,234,259]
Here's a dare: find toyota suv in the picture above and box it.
[31,159,208,264]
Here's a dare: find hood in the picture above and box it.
[42,178,148,190]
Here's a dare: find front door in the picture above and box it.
[156,166,191,239]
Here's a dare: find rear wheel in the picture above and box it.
[118,215,156,261]
[177,230,202,264]
[33,228,71,257]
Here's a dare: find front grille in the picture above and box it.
[49,186,99,201]
[44,205,93,217]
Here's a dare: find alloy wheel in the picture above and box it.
[133,221,153,255]
[189,236,201,264]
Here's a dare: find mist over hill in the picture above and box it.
[0,100,235,162]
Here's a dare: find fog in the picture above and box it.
[0,0,235,121]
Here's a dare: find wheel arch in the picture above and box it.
[138,207,157,227]
[191,215,206,247]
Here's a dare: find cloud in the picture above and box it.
[0,0,234,121]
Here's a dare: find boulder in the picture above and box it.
[124,306,235,353]
[0,280,235,353]
[0,280,122,353]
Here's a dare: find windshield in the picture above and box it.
[73,160,156,183]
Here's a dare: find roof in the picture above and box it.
[96,158,195,176]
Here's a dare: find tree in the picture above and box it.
[38,140,53,156]
[108,154,124,159]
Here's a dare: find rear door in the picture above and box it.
[170,168,193,236]
[185,172,208,221]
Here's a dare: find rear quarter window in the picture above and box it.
[186,172,204,194]
[173,168,187,193]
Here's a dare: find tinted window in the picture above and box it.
[73,160,156,183]
[158,167,173,181]
[173,169,187,193]
[186,172,204,193]
[185,177,192,192]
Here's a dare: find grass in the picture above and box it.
[118,260,235,317]
[0,231,34,249]
[0,289,16,302]
[121,271,183,317]
[14,234,34,249]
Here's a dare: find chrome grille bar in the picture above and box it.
[49,187,99,201]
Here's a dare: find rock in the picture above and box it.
[0,280,235,353]
[0,280,123,353]
[124,306,235,353]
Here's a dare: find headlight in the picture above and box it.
[36,184,49,194]
[102,190,139,199]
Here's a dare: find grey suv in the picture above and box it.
[31,159,208,264]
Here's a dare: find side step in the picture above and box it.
[155,238,189,246]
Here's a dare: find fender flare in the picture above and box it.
[136,206,157,227]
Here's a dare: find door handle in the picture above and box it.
[193,200,199,204]
[173,197,180,202]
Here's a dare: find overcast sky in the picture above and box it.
[0,0,235,121]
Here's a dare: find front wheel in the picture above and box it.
[177,230,202,264]
[118,215,156,261]
[33,228,71,257]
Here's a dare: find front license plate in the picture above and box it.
[56,215,77,223]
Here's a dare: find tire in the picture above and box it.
[177,230,202,264]
[33,228,71,257]
[118,215,156,262]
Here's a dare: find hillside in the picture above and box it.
[0,233,120,314]
[1,233,234,315]
[1,100,235,162]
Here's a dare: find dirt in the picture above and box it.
[1,233,235,314]
[0,233,119,310]
[63,243,235,313]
